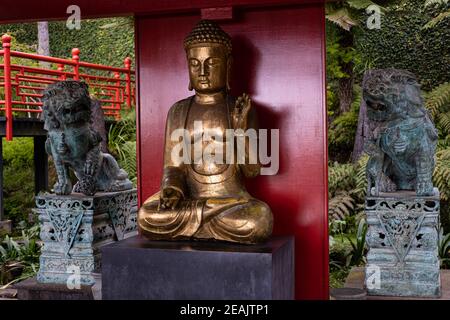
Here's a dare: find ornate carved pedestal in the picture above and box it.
[35,189,137,285]
[365,188,441,297]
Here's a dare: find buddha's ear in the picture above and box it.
[226,56,233,92]
[188,81,193,91]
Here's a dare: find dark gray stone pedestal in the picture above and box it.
[102,235,294,300]
[14,276,94,300]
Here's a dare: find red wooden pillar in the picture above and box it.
[124,57,132,108]
[57,63,66,80]
[135,4,328,300]
[2,34,13,141]
[71,48,80,80]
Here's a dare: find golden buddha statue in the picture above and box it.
[138,20,273,244]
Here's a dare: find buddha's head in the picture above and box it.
[184,20,232,94]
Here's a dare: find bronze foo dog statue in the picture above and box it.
[42,80,133,196]
[363,69,438,196]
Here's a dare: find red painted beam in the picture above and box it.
[201,7,233,20]
[0,0,327,24]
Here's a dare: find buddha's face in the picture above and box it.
[187,45,229,94]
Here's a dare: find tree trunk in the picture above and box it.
[37,21,50,69]
[351,96,369,163]
[338,65,354,113]
[337,28,354,114]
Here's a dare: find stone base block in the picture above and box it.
[101,235,295,300]
[14,276,94,300]
[338,267,450,300]
[365,264,440,297]
[34,189,137,285]
[365,189,441,297]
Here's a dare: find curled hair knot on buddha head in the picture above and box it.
[184,20,232,53]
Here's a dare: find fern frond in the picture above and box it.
[329,192,356,222]
[346,0,377,9]
[434,147,450,201]
[326,7,358,31]
[426,82,450,118]
[328,162,355,195]
[353,155,368,200]
[423,10,450,29]
[437,112,450,136]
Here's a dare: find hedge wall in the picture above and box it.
[355,0,450,90]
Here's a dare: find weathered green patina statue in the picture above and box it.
[363,69,438,196]
[42,80,133,196]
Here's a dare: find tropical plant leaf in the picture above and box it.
[423,10,450,29]
[346,0,378,10]
[345,219,368,267]
[438,227,450,260]
[326,7,359,31]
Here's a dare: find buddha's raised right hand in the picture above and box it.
[232,93,251,131]
[159,187,183,210]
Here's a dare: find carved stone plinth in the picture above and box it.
[365,188,441,297]
[34,189,137,285]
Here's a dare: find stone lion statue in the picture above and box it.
[363,69,438,196]
[42,80,133,196]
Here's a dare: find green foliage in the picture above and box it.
[423,9,450,28]
[438,227,450,268]
[354,0,450,90]
[0,23,37,47]
[434,147,450,201]
[325,0,382,31]
[0,225,40,286]
[326,6,358,31]
[426,82,450,117]
[328,156,368,235]
[345,218,368,267]
[329,267,351,288]
[425,82,450,226]
[424,0,450,29]
[328,88,361,162]
[108,109,137,186]
[326,35,362,81]
[425,82,450,136]
[2,138,35,224]
[49,17,135,69]
[425,0,449,6]
[117,141,137,186]
[2,137,33,168]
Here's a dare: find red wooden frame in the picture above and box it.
[135,6,328,299]
[0,0,327,23]
[0,0,329,300]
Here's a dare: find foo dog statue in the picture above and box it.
[42,80,133,196]
[363,69,438,196]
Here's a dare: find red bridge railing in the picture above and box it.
[0,34,135,141]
